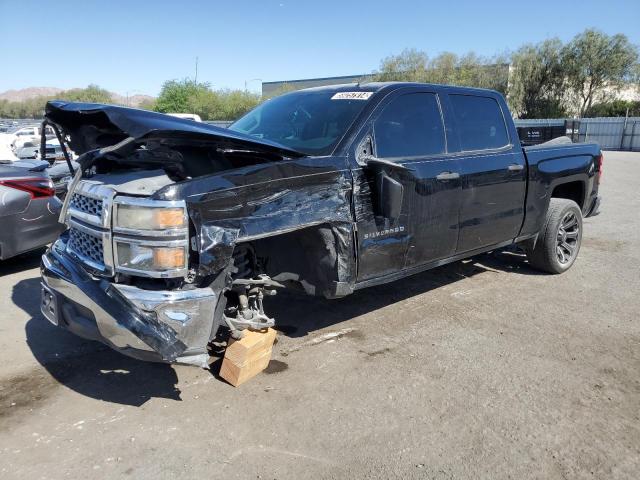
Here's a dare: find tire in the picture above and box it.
[526,198,583,274]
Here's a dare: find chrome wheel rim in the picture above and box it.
[556,212,580,264]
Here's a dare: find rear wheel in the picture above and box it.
[526,198,583,274]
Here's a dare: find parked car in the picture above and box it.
[47,159,79,199]
[167,113,202,122]
[9,124,56,152]
[0,160,64,261]
[15,137,71,167]
[41,137,67,161]
[40,83,602,368]
[15,140,40,159]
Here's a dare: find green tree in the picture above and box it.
[154,79,209,115]
[137,98,157,111]
[59,84,113,103]
[216,89,260,120]
[154,79,260,120]
[562,29,639,117]
[584,99,640,117]
[375,49,509,93]
[377,48,430,82]
[508,38,567,118]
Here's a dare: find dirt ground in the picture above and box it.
[1,151,638,480]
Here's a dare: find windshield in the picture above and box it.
[229,90,372,156]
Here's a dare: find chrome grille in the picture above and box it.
[70,193,103,216]
[68,228,104,265]
[64,181,114,273]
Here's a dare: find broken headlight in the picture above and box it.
[112,197,189,278]
[115,241,187,274]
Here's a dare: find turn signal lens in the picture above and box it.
[153,246,185,270]
[155,209,186,229]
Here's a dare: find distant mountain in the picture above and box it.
[109,93,155,107]
[0,87,63,102]
[0,87,155,107]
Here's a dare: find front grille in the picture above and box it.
[68,228,104,265]
[70,193,103,217]
[64,182,114,273]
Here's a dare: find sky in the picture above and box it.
[0,0,638,96]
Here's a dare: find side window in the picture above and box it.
[449,94,509,151]
[374,93,445,158]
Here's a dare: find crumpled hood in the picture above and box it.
[44,101,305,158]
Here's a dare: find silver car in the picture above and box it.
[0,160,64,260]
[15,141,40,159]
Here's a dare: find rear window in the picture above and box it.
[449,95,509,151]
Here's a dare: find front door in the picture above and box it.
[353,90,462,282]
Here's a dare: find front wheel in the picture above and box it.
[526,198,583,274]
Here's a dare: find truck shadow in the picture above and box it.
[14,249,541,402]
[265,248,543,339]
[14,277,181,406]
[0,248,45,276]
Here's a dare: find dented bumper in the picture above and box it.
[40,236,218,368]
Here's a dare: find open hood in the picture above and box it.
[44,101,305,159]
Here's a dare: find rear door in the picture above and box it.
[445,93,526,253]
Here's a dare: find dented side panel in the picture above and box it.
[153,156,357,296]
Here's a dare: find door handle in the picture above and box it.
[508,163,524,171]
[436,171,460,181]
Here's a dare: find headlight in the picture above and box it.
[112,197,189,277]
[115,204,187,231]
[115,241,187,274]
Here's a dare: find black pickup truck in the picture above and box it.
[40,83,602,368]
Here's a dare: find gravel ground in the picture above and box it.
[1,151,638,480]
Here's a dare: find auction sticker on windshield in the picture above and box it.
[331,92,373,100]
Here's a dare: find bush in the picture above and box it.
[154,79,260,120]
[584,100,640,117]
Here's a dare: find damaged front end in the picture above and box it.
[40,101,356,367]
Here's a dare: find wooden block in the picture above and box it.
[219,328,277,387]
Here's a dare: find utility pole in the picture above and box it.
[194,56,199,85]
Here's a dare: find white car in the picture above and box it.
[9,125,56,152]
[15,140,40,159]
[166,113,202,122]
[14,137,71,162]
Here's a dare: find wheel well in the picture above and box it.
[232,225,345,298]
[551,181,585,210]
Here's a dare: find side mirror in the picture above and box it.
[361,154,408,171]
[356,137,405,221]
[377,170,403,220]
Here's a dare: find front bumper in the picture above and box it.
[40,237,218,368]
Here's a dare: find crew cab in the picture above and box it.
[40,83,602,368]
